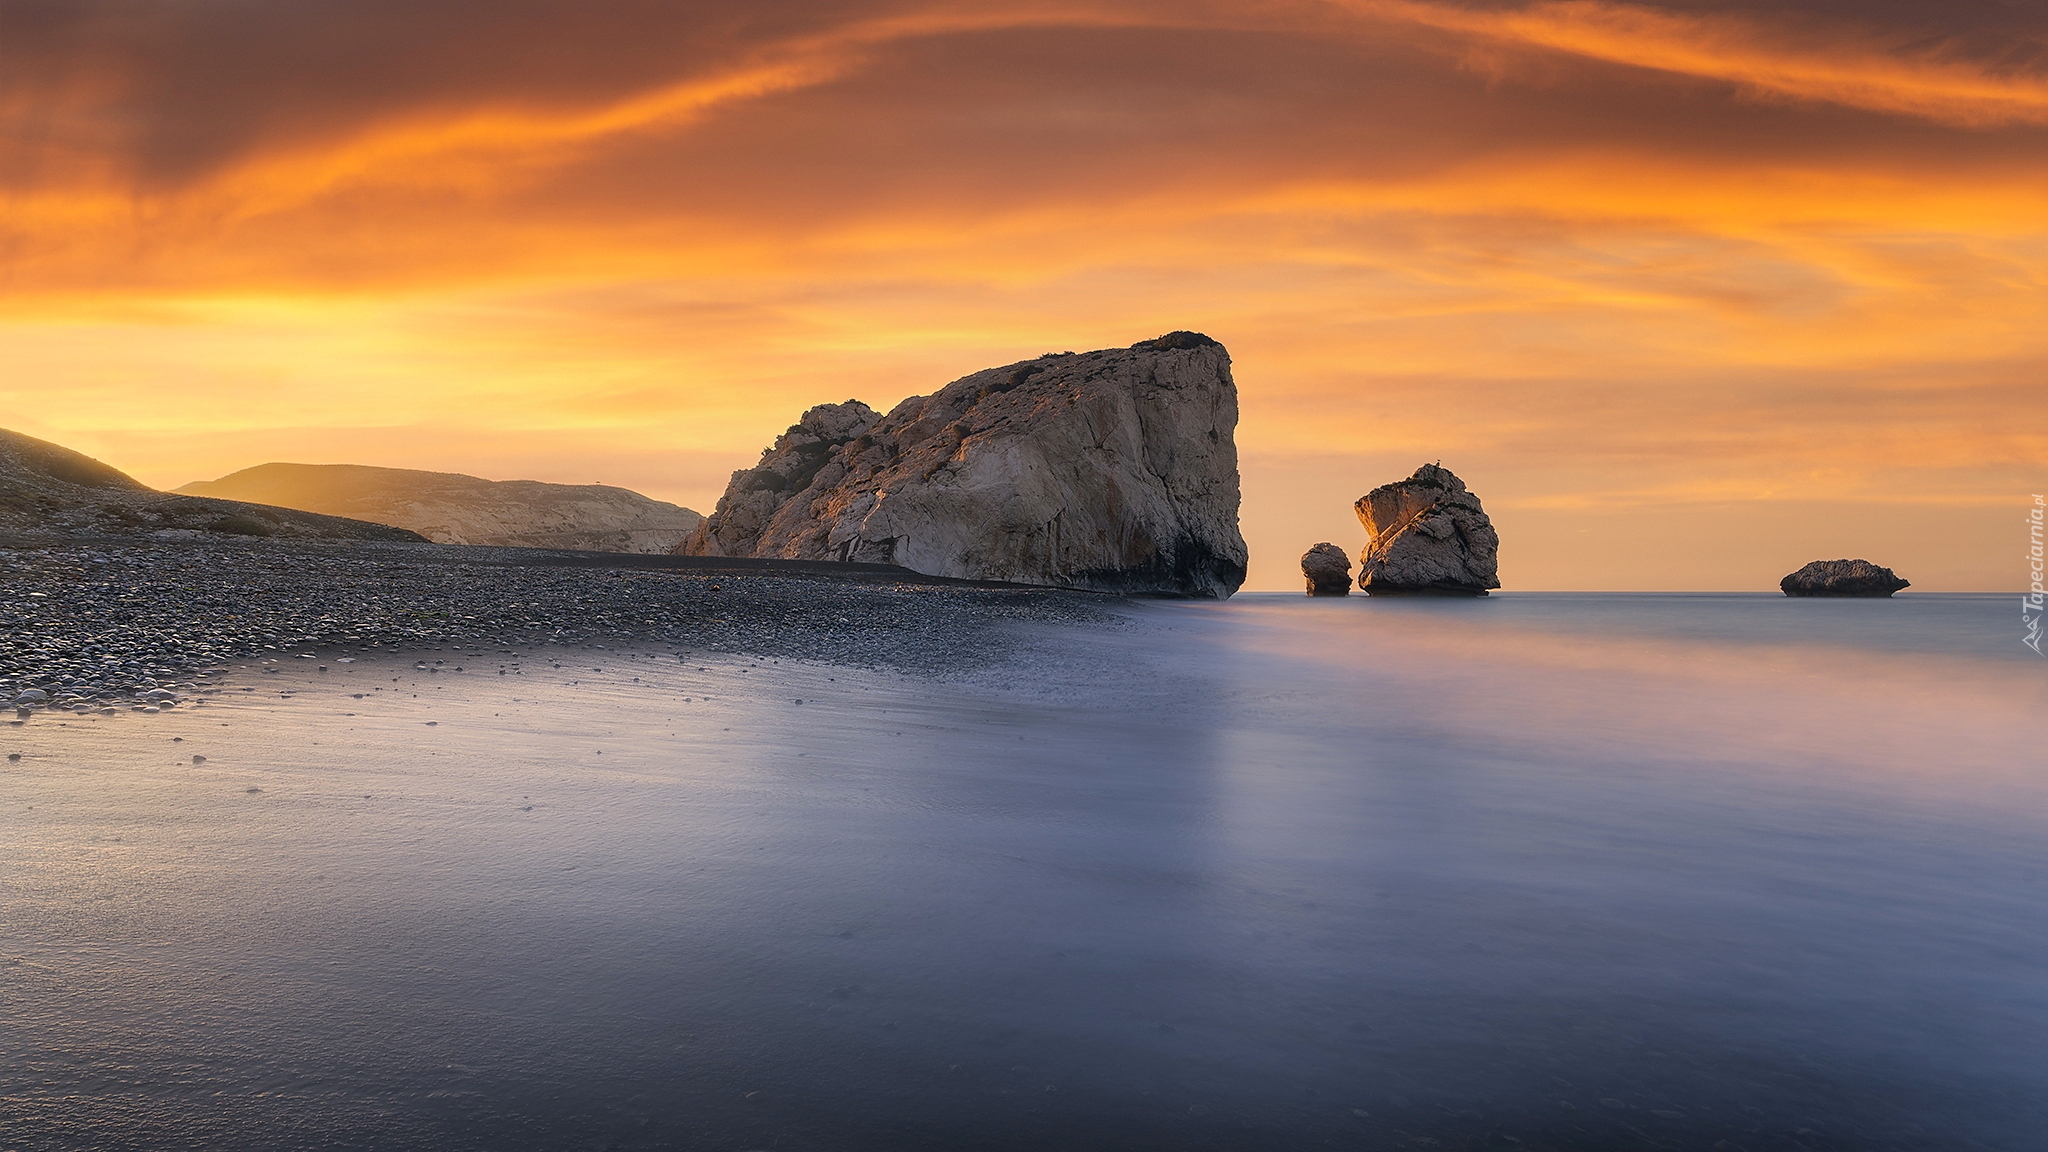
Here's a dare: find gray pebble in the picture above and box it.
[0,539,1120,704]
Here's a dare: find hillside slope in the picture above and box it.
[178,463,701,553]
[0,429,427,542]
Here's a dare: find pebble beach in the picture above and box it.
[0,535,1119,716]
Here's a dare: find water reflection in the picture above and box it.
[3,596,2044,1150]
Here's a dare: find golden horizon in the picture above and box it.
[3,0,2040,590]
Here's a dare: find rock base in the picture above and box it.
[1360,583,1491,597]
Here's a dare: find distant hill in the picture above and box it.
[177,463,702,554]
[0,428,427,543]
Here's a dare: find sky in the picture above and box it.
[2,0,2042,590]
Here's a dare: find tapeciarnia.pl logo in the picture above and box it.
[2027,494,2044,656]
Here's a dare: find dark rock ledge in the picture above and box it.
[1780,559,1910,597]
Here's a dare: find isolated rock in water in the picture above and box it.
[178,463,702,553]
[1353,463,1500,596]
[1302,542,1353,596]
[0,428,426,543]
[1780,559,1910,597]
[681,332,1247,597]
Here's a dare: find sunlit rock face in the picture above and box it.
[681,400,884,561]
[1780,559,1910,597]
[1302,542,1353,595]
[680,333,1247,597]
[179,464,700,553]
[1354,463,1500,596]
[0,428,423,542]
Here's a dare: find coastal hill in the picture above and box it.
[179,463,702,554]
[0,428,425,542]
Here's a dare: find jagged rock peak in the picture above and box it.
[1133,331,1223,351]
[684,401,880,559]
[1354,463,1500,596]
[680,334,1247,597]
[1302,543,1353,596]
[1780,559,1910,597]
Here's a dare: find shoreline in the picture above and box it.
[0,535,1122,713]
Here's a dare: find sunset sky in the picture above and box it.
[3,0,2041,589]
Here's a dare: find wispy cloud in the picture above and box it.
[1342,0,2048,127]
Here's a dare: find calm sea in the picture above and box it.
[3,592,2042,1150]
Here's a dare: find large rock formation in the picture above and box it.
[178,463,701,553]
[1354,463,1499,596]
[0,428,425,543]
[681,332,1247,597]
[1302,542,1353,596]
[1780,559,1910,597]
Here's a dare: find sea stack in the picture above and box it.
[681,332,1247,597]
[1353,463,1499,596]
[1301,543,1353,596]
[1780,559,1910,597]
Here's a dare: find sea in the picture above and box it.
[3,592,2043,1151]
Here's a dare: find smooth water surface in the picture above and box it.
[2,594,2044,1150]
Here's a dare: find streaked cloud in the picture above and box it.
[1347,0,2048,127]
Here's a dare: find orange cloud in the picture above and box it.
[1342,0,2048,127]
[0,1,2042,590]
[189,7,1186,217]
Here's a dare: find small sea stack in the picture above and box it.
[1353,464,1500,596]
[1780,559,1910,597]
[1301,543,1352,596]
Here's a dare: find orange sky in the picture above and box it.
[2,0,2042,589]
